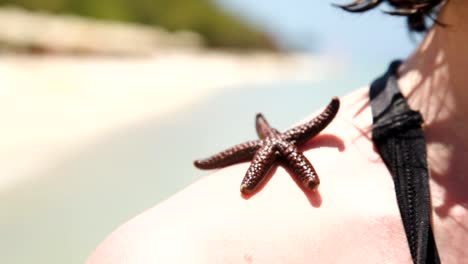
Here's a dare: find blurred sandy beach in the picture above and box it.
[0,50,341,192]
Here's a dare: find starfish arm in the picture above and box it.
[194,140,262,170]
[255,113,273,139]
[282,97,340,146]
[278,143,320,190]
[240,142,277,194]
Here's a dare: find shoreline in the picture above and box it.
[0,50,345,191]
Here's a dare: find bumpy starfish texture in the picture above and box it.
[194,97,340,194]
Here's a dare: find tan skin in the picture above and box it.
[88,1,468,263]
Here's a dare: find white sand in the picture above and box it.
[0,50,344,191]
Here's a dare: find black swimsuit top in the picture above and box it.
[369,61,441,263]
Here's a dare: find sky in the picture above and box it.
[217,0,423,64]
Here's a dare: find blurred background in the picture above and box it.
[0,0,421,263]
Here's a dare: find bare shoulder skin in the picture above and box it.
[87,87,412,264]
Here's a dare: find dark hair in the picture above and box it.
[335,0,445,32]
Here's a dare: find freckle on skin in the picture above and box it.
[243,253,253,264]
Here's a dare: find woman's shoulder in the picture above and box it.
[87,87,412,264]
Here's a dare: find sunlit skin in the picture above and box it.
[88,1,468,263]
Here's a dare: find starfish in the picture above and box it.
[194,97,340,195]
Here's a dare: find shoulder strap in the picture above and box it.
[369,61,440,264]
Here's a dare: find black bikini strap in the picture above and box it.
[369,61,440,264]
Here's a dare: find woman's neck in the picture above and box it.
[398,1,468,261]
[399,0,468,187]
[401,0,468,118]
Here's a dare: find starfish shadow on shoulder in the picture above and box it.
[239,163,323,208]
[299,133,345,153]
[240,133,345,207]
[195,97,342,201]
[283,165,323,208]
